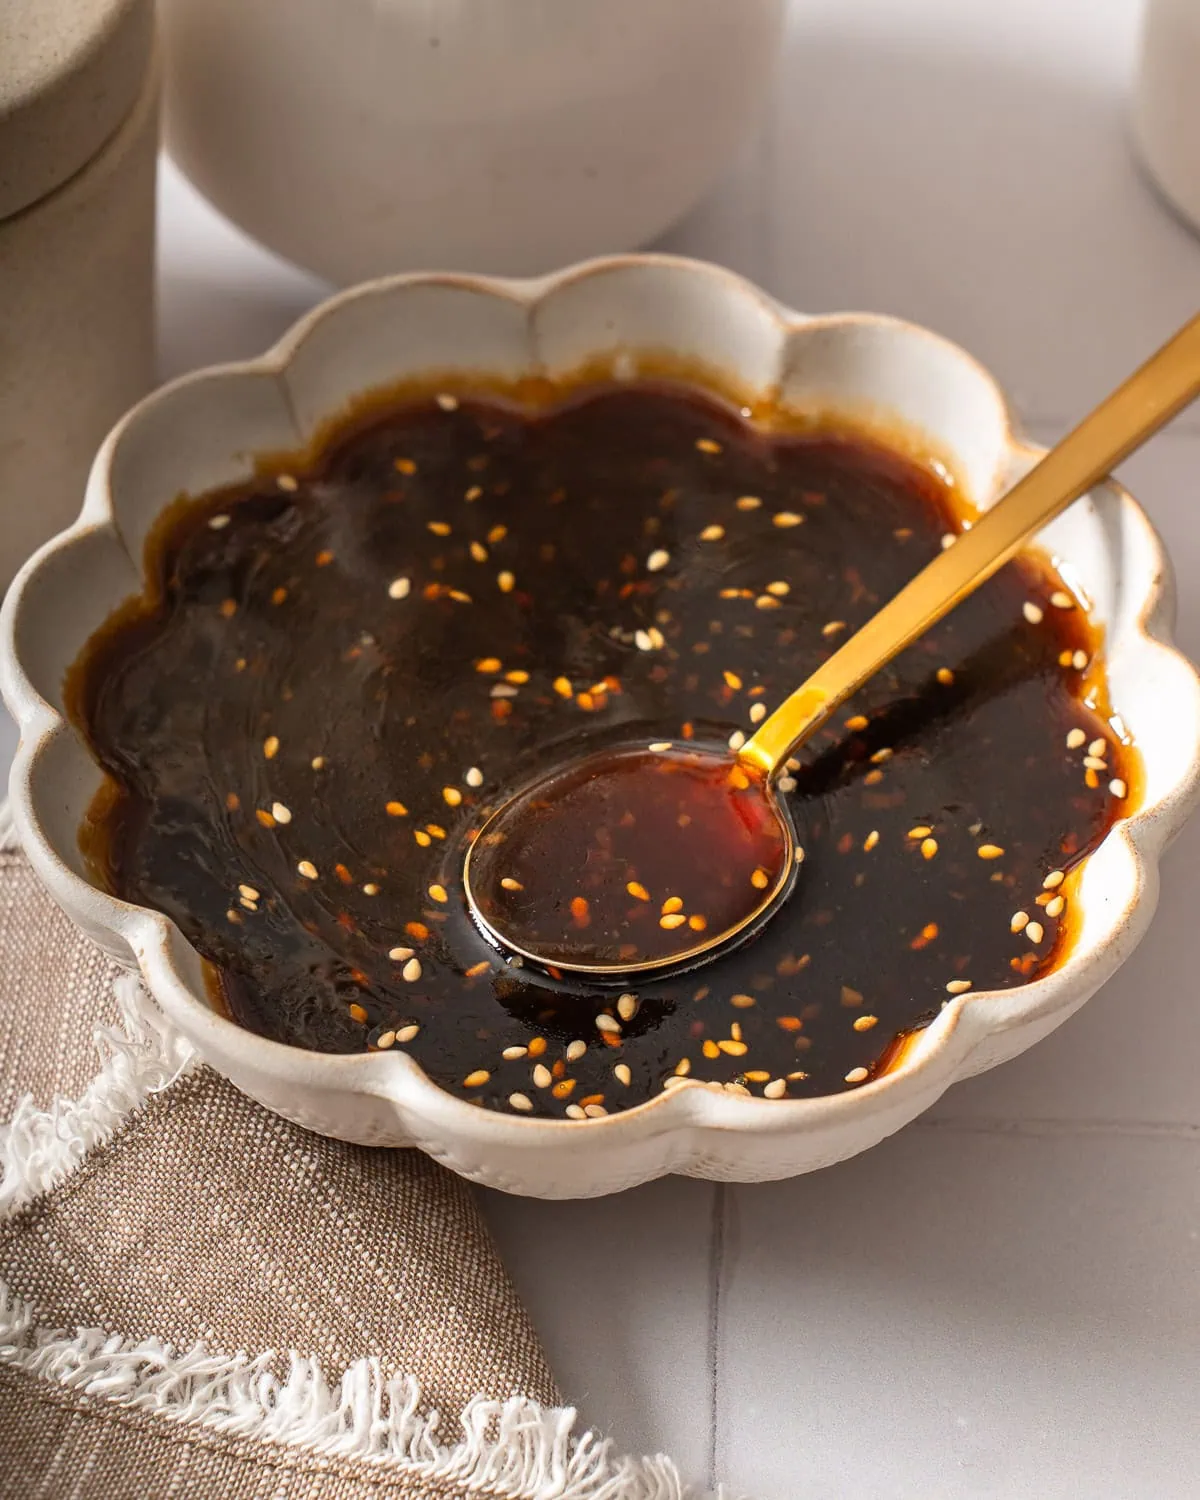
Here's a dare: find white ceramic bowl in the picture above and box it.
[158,0,786,283]
[4,256,1199,1199]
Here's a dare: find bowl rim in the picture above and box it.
[4,251,1199,1157]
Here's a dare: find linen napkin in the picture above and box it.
[0,811,686,1498]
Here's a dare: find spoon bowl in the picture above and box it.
[463,740,800,978]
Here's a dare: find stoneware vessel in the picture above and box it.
[4,255,1199,1199]
[158,0,786,284]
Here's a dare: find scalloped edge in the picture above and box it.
[4,253,1199,1198]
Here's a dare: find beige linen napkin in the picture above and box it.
[0,820,685,1498]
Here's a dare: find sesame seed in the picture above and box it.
[659,913,687,929]
[614,1064,632,1086]
[566,1040,588,1062]
[822,620,847,637]
[208,513,230,530]
[277,474,298,492]
[946,979,973,994]
[509,1092,533,1112]
[500,877,523,891]
[853,1014,879,1030]
[465,766,484,787]
[1010,911,1029,933]
[649,741,672,752]
[736,495,762,510]
[532,1064,552,1089]
[1066,728,1087,749]
[763,1078,787,1099]
[402,958,422,981]
[503,1045,528,1061]
[263,736,280,759]
[647,549,670,572]
[863,830,880,852]
[977,843,1005,859]
[1043,870,1064,889]
[297,860,318,880]
[1026,921,1045,945]
[397,1024,420,1043]
[700,524,725,541]
[464,1070,490,1088]
[1046,895,1065,918]
[387,576,411,600]
[1023,601,1044,624]
[1050,590,1074,609]
[618,993,638,1022]
[1110,778,1128,799]
[845,1067,870,1084]
[271,801,292,824]
[595,1014,621,1034]
[921,837,939,860]
[773,511,803,528]
[498,570,515,592]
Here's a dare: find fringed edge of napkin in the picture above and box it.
[0,809,694,1500]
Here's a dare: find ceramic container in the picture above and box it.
[0,0,159,594]
[4,255,1199,1199]
[1134,0,1200,236]
[157,0,785,284]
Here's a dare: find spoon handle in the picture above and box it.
[740,311,1200,779]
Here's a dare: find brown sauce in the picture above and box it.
[69,382,1137,1117]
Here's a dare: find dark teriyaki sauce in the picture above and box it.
[70,382,1136,1117]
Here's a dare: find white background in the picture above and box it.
[10,1,1199,1494]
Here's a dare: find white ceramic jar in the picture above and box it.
[158,0,785,285]
[1133,0,1200,236]
[0,0,159,592]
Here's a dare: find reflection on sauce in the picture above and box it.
[69,382,1136,1118]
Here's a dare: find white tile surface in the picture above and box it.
[720,1127,1200,1500]
[9,2,1200,1493]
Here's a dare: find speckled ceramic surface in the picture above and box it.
[4,255,1199,1198]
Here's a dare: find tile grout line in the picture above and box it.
[705,1181,727,1494]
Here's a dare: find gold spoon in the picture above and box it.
[464,312,1200,979]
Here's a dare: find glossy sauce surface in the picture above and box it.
[71,383,1135,1117]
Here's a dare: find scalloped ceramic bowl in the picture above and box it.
[4,256,1200,1198]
